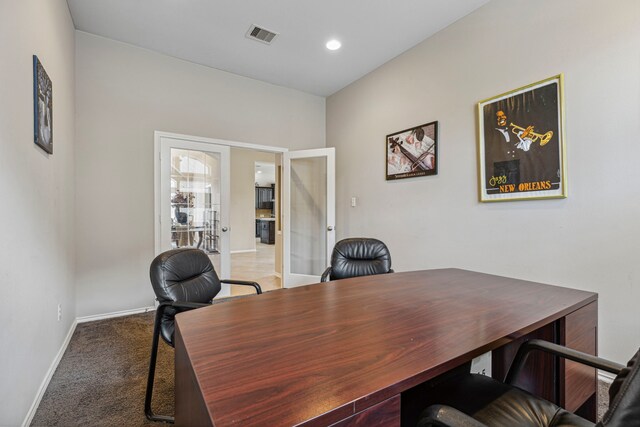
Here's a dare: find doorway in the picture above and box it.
[228,149,282,295]
[155,131,335,293]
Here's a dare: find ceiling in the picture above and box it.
[66,0,489,96]
[255,162,275,185]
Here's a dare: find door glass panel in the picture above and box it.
[170,148,221,272]
[290,156,327,276]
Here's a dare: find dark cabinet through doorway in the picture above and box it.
[258,220,275,244]
[255,186,274,210]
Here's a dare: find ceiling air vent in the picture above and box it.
[246,24,278,45]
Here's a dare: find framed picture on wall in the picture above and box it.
[33,55,53,154]
[386,121,438,180]
[477,74,566,202]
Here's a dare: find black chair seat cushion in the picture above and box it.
[419,374,593,427]
[330,238,392,280]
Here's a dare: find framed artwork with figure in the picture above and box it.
[477,75,566,202]
[386,121,438,180]
[33,55,53,154]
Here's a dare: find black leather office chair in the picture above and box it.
[144,248,262,423]
[417,339,640,427]
[320,237,393,282]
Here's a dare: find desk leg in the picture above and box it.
[492,302,598,422]
[175,325,212,427]
[559,301,598,421]
[492,322,557,403]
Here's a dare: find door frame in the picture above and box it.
[154,130,288,256]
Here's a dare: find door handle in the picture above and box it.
[327,226,334,231]
[221,226,229,232]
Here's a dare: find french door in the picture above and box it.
[155,132,336,291]
[283,148,336,287]
[157,136,232,296]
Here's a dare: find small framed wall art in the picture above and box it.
[477,74,566,202]
[33,55,53,154]
[386,121,438,180]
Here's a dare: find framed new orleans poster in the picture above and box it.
[477,75,566,202]
[386,121,438,180]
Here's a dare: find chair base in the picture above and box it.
[145,413,175,424]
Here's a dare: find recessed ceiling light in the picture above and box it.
[326,40,341,51]
[257,170,263,174]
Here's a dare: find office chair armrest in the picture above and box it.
[505,339,625,385]
[155,301,210,319]
[418,404,487,427]
[320,267,332,282]
[221,279,262,294]
[170,301,211,310]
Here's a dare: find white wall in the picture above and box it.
[0,0,76,424]
[75,32,325,317]
[230,148,277,252]
[327,0,640,364]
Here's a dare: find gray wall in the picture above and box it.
[327,0,640,364]
[75,32,325,317]
[0,0,76,424]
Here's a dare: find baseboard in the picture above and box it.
[230,249,257,254]
[76,306,155,323]
[23,306,156,424]
[599,370,616,384]
[22,319,77,427]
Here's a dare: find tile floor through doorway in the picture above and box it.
[209,242,281,296]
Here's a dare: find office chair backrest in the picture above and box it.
[600,348,640,426]
[330,238,392,281]
[149,248,220,345]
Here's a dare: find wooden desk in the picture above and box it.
[174,269,597,426]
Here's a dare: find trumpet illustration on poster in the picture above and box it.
[509,122,553,147]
